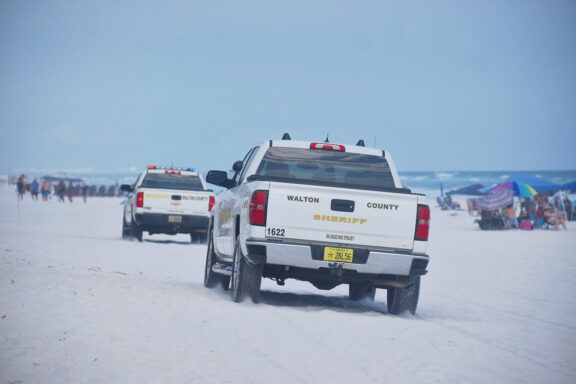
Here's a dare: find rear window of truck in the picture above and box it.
[140,173,205,191]
[254,147,398,191]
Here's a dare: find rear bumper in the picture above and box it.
[244,239,428,277]
[134,213,209,234]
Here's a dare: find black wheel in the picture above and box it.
[349,282,376,301]
[387,276,420,315]
[231,236,263,303]
[191,231,208,244]
[122,217,131,240]
[204,229,230,289]
[131,224,143,242]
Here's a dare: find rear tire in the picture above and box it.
[131,224,143,242]
[231,236,263,303]
[191,231,208,244]
[349,282,376,301]
[387,276,420,315]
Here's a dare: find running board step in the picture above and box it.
[212,263,233,276]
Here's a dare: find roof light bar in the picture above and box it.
[147,165,195,171]
[310,143,346,152]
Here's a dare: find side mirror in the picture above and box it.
[206,170,233,188]
[120,184,134,193]
[232,160,243,173]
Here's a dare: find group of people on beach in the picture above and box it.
[468,194,571,231]
[16,175,89,203]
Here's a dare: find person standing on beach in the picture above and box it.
[467,198,477,216]
[563,197,572,221]
[30,179,40,201]
[16,175,26,201]
[57,181,66,202]
[41,180,51,202]
[81,183,88,203]
[67,181,74,203]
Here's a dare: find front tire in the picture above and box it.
[122,217,131,240]
[349,282,376,301]
[231,236,263,303]
[387,276,420,315]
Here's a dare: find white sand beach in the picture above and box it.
[1,189,575,384]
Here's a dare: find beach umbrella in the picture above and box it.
[476,189,514,210]
[446,183,486,196]
[491,181,537,197]
[504,173,559,193]
[560,180,576,193]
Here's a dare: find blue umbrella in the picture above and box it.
[561,180,576,193]
[504,173,559,192]
[475,189,514,211]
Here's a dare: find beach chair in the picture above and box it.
[436,197,448,210]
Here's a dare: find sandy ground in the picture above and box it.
[1,189,575,384]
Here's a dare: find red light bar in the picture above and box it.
[165,170,181,175]
[147,165,195,171]
[310,143,345,152]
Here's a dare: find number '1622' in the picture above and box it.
[267,228,285,237]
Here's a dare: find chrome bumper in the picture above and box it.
[245,240,429,276]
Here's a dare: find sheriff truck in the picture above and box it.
[204,136,430,315]
[120,166,214,243]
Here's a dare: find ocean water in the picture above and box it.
[399,170,576,197]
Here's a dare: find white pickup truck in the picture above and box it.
[204,137,430,315]
[120,166,214,243]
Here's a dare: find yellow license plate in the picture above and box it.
[168,215,182,223]
[323,247,354,263]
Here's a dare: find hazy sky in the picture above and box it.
[1,0,575,174]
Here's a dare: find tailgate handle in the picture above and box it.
[331,199,355,212]
[171,195,182,201]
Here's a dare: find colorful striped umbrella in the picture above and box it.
[476,189,514,210]
[491,181,537,197]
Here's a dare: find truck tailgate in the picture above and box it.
[141,189,211,215]
[265,183,418,251]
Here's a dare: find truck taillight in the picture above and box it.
[209,196,215,211]
[415,204,430,241]
[249,190,268,226]
[136,192,144,208]
[310,143,345,151]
